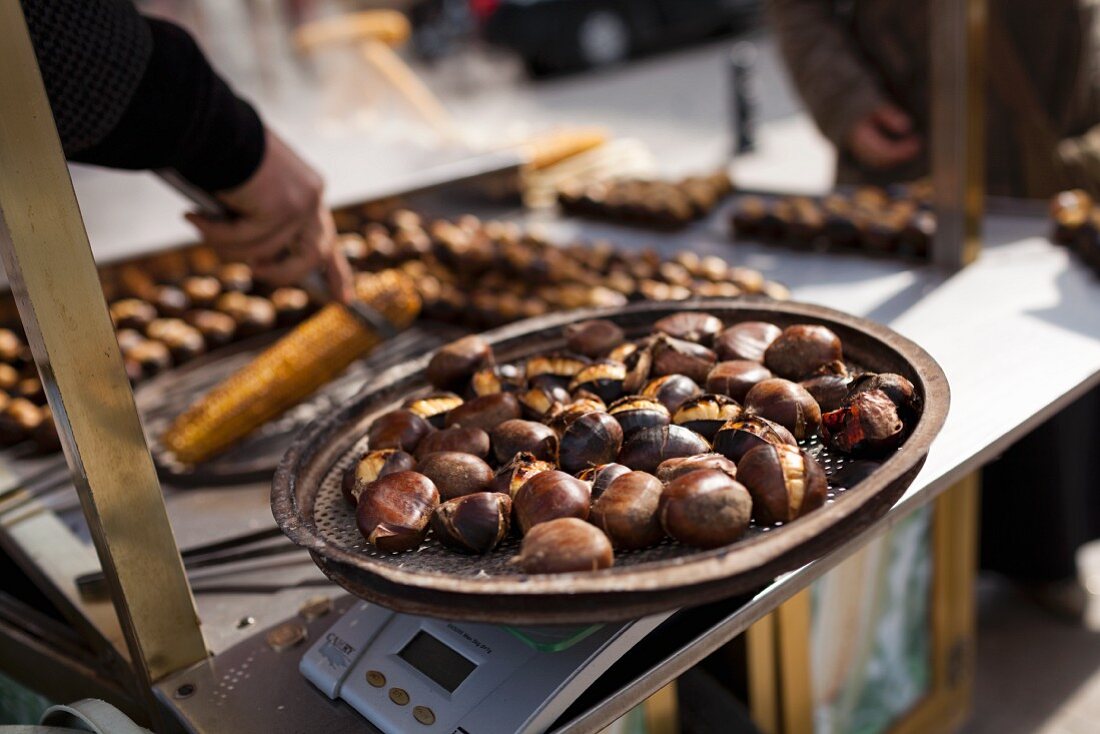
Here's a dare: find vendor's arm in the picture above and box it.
[767,0,921,170]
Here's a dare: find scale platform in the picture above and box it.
[300,601,671,734]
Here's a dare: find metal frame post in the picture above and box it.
[0,1,208,720]
[931,0,987,268]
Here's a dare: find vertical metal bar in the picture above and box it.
[0,0,207,706]
[931,0,986,268]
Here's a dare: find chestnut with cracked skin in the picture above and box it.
[514,518,613,574]
[641,374,703,413]
[743,378,822,440]
[608,395,671,438]
[356,471,440,552]
[427,335,494,390]
[489,452,556,498]
[712,415,797,463]
[557,411,624,475]
[737,443,827,525]
[821,389,905,457]
[659,469,752,548]
[656,453,737,482]
[341,449,416,505]
[576,462,632,500]
[617,425,711,474]
[431,492,512,554]
[590,471,665,549]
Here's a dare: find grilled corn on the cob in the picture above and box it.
[163,269,420,464]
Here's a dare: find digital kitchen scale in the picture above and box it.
[300,601,672,734]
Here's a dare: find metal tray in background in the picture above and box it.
[272,299,949,625]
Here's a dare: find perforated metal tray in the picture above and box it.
[272,299,949,624]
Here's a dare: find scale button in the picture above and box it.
[366,670,386,688]
[412,706,435,725]
[388,687,410,706]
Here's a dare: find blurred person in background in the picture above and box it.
[769,0,1100,198]
[20,0,354,303]
[769,0,1100,614]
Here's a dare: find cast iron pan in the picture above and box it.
[272,299,949,624]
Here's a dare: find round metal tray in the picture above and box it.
[272,299,949,624]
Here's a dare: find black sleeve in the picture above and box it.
[22,1,266,192]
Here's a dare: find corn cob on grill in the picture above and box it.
[163,269,420,464]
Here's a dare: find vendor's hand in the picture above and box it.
[185,129,355,304]
[846,103,922,170]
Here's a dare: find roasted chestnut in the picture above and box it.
[800,374,851,413]
[110,299,158,331]
[821,389,905,456]
[654,312,723,346]
[431,492,512,554]
[181,275,222,309]
[672,394,742,440]
[650,335,717,384]
[575,462,632,500]
[426,335,494,390]
[565,319,625,358]
[514,518,613,574]
[656,453,737,482]
[489,452,556,498]
[470,364,525,397]
[356,471,439,552]
[414,425,491,460]
[367,409,433,453]
[641,374,703,412]
[519,385,569,419]
[658,469,752,548]
[845,372,921,422]
[712,416,797,462]
[491,419,558,463]
[444,392,521,432]
[557,411,624,475]
[525,353,590,387]
[0,398,41,444]
[416,451,495,500]
[714,321,782,362]
[341,449,417,505]
[217,263,253,293]
[608,395,670,437]
[0,364,18,392]
[231,296,277,336]
[569,360,627,403]
[513,470,592,534]
[185,310,237,348]
[590,471,664,549]
[705,360,774,403]
[151,285,191,318]
[403,392,464,428]
[737,444,827,525]
[764,325,843,379]
[743,378,821,440]
[128,340,172,378]
[617,425,711,473]
[546,396,606,434]
[271,287,312,326]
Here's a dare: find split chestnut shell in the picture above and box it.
[736,444,827,525]
[430,492,512,554]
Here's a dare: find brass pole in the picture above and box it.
[0,0,208,713]
[930,0,986,267]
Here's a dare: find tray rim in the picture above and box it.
[272,298,949,614]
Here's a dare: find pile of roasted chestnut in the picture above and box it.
[556,171,734,229]
[342,312,922,575]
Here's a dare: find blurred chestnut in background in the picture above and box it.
[513,470,592,534]
[565,319,625,358]
[515,518,613,574]
[737,444,827,525]
[416,451,495,500]
[415,426,490,460]
[618,425,710,473]
[368,409,433,453]
[714,321,782,362]
[444,392,521,432]
[427,335,494,390]
[470,364,525,397]
[764,325,843,379]
[341,449,416,505]
[356,471,440,552]
[431,492,512,554]
[712,415,797,462]
[744,378,822,439]
[659,469,752,548]
[654,312,723,346]
[558,411,624,475]
[656,453,737,482]
[641,374,703,412]
[590,471,665,549]
[706,360,773,403]
[492,419,558,463]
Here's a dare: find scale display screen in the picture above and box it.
[398,631,477,693]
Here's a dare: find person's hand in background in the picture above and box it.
[845,103,922,170]
[185,129,355,304]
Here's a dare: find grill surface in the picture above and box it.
[274,299,949,624]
